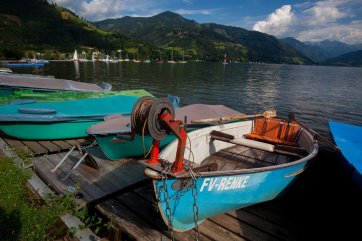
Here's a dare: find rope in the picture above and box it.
[131,96,175,141]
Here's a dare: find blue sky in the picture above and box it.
[51,0,362,44]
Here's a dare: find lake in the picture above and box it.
[15,61,362,138]
[8,61,362,239]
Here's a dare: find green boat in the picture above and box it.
[0,95,144,140]
[87,104,242,160]
[0,89,153,105]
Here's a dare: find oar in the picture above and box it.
[297,120,340,152]
[191,110,276,124]
[210,130,308,157]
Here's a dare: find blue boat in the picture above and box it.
[5,60,49,68]
[329,121,362,188]
[142,116,318,231]
[0,95,141,140]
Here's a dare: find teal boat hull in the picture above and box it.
[95,134,175,160]
[152,162,309,231]
[0,120,100,140]
[0,95,142,140]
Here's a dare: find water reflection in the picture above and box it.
[73,61,80,80]
[19,61,362,136]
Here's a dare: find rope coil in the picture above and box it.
[131,96,175,140]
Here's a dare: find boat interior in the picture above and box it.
[184,117,316,173]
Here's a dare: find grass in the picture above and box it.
[0,156,75,240]
[0,154,111,240]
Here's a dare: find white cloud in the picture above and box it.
[182,0,193,5]
[51,0,121,20]
[175,9,211,15]
[253,5,294,36]
[303,0,348,25]
[252,0,362,44]
[296,20,362,44]
[51,0,159,21]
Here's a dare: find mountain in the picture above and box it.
[321,50,362,67]
[304,40,362,58]
[0,0,140,59]
[94,11,312,64]
[280,37,331,63]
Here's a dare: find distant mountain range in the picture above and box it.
[0,0,141,59]
[280,37,362,65]
[305,40,362,58]
[0,1,360,66]
[321,50,362,67]
[94,11,312,64]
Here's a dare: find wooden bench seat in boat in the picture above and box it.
[200,145,297,172]
[244,117,302,146]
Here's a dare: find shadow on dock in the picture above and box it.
[1,135,361,240]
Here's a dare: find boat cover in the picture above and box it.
[329,121,362,174]
[0,74,111,92]
[0,89,153,105]
[0,95,140,122]
[87,104,243,135]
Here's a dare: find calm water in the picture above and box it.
[10,61,362,238]
[16,61,362,138]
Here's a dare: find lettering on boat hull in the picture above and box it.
[200,176,250,192]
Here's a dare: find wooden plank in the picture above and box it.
[276,155,288,164]
[199,219,245,241]
[96,199,169,241]
[244,205,296,231]
[38,141,61,153]
[61,213,100,241]
[49,153,106,202]
[210,213,280,241]
[3,137,27,151]
[22,141,48,155]
[52,140,72,150]
[227,209,297,241]
[32,155,78,195]
[27,174,54,199]
[75,138,91,145]
[61,150,146,196]
[116,191,210,241]
[64,139,81,146]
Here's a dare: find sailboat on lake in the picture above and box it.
[222,53,228,64]
[167,48,177,64]
[71,50,79,62]
[178,51,187,64]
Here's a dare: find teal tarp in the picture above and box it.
[0,95,140,122]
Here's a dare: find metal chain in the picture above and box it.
[160,164,175,240]
[189,168,200,241]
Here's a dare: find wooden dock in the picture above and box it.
[0,136,309,241]
[1,127,361,241]
[1,134,92,156]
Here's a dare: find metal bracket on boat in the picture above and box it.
[131,97,188,173]
[51,141,99,181]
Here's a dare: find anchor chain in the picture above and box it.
[159,164,175,240]
[189,168,200,241]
